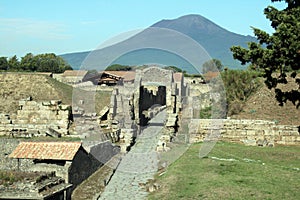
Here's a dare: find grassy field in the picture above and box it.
[149,142,300,200]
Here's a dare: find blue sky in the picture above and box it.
[0,0,286,58]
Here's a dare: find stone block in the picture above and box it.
[241,139,257,146]
[42,101,51,106]
[246,130,256,136]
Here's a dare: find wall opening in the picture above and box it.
[139,85,166,126]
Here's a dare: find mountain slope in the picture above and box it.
[60,14,256,71]
[151,14,256,69]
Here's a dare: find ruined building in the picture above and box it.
[106,67,187,152]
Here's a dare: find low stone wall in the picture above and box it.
[189,119,300,146]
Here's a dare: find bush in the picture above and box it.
[221,69,262,116]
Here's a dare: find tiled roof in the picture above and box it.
[63,70,88,77]
[104,71,136,81]
[9,142,82,160]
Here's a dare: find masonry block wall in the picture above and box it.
[0,99,72,136]
[189,119,300,146]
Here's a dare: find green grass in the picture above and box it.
[45,76,73,104]
[149,142,300,200]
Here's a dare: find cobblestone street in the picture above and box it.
[99,111,166,200]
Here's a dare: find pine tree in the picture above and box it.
[231,0,300,108]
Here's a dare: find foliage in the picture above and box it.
[199,106,212,118]
[8,55,20,71]
[231,0,300,108]
[0,171,19,185]
[221,69,262,115]
[0,53,72,73]
[163,65,185,73]
[0,57,9,71]
[202,58,224,73]
[105,64,132,71]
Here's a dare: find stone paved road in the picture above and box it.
[99,110,166,200]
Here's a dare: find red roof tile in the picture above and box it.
[9,142,82,160]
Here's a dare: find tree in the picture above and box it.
[231,0,300,108]
[105,64,132,71]
[19,53,72,73]
[8,55,20,71]
[202,58,224,74]
[20,53,37,71]
[0,57,9,71]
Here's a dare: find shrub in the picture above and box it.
[221,69,262,116]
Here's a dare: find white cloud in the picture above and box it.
[0,18,72,40]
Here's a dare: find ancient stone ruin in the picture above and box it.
[106,67,187,152]
[0,98,72,137]
[189,119,300,146]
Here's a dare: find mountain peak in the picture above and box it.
[61,14,256,70]
[151,14,227,35]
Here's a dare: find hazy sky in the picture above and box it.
[0,0,286,58]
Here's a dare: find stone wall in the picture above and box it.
[189,119,300,146]
[0,99,72,136]
[187,82,212,112]
[68,148,102,191]
[107,67,186,152]
[0,139,33,171]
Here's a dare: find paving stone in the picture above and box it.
[99,111,166,200]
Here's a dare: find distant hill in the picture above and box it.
[60,14,256,72]
[60,51,90,71]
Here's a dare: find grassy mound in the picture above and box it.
[0,73,111,115]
